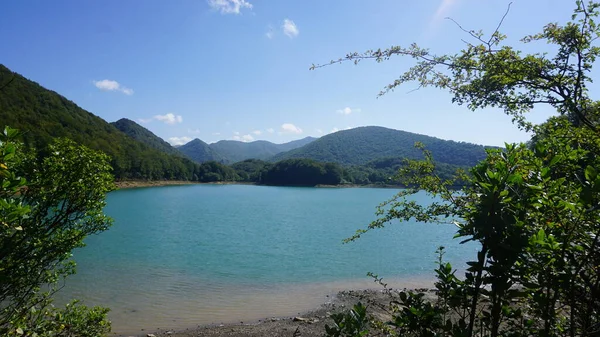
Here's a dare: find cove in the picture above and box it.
[57,184,476,334]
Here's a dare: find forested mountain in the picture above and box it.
[111,118,183,157]
[271,126,490,167]
[178,139,225,163]
[208,136,316,163]
[0,64,484,186]
[274,136,317,152]
[0,64,234,181]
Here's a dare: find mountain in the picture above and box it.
[111,118,183,157]
[276,136,317,152]
[208,136,316,163]
[178,139,225,163]
[271,126,489,167]
[0,64,233,181]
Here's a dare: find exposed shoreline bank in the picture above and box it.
[114,180,402,190]
[114,180,257,189]
[120,287,436,337]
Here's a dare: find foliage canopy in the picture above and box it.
[319,1,600,336]
[0,127,113,336]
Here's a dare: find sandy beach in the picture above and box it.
[118,288,436,337]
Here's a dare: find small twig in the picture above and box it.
[445,17,487,45]
[488,2,513,46]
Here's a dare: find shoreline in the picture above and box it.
[120,287,437,337]
[114,180,402,190]
[114,180,257,189]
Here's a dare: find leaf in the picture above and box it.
[585,165,597,182]
[549,155,562,167]
[16,328,23,335]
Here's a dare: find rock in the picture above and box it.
[146,334,156,337]
[293,317,309,322]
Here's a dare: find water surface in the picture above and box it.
[59,185,475,334]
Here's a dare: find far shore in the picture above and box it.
[114,180,257,190]
[114,180,403,190]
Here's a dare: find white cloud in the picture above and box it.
[315,129,323,134]
[208,0,252,14]
[252,130,262,135]
[280,123,303,134]
[282,19,299,38]
[345,126,353,130]
[212,132,221,136]
[232,134,254,142]
[266,128,275,134]
[330,127,340,134]
[168,136,192,146]
[233,131,240,135]
[138,113,183,125]
[155,113,183,125]
[188,128,201,134]
[336,107,361,115]
[266,25,275,39]
[93,79,134,95]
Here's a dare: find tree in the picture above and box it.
[0,127,114,336]
[319,1,600,336]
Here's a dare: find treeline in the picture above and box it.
[0,65,472,185]
[232,157,467,186]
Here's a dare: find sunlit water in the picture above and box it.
[56,185,476,335]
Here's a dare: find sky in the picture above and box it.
[0,0,584,146]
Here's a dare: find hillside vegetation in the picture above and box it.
[0,64,232,181]
[271,126,489,167]
[111,118,184,157]
[0,64,482,186]
[178,139,225,163]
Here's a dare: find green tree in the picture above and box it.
[0,127,114,336]
[319,1,600,336]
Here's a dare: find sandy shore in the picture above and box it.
[114,181,258,189]
[114,180,400,190]
[120,288,436,337]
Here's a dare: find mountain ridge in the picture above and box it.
[178,138,225,163]
[271,126,490,167]
[111,118,185,157]
[206,136,316,163]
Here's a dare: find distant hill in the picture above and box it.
[275,136,317,152]
[208,136,316,163]
[178,139,225,163]
[271,126,489,167]
[111,118,183,157]
[0,64,232,181]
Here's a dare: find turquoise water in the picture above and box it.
[58,185,476,334]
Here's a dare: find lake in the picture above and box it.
[58,184,476,335]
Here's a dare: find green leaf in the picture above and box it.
[585,165,597,182]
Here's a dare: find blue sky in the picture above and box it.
[0,0,580,146]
